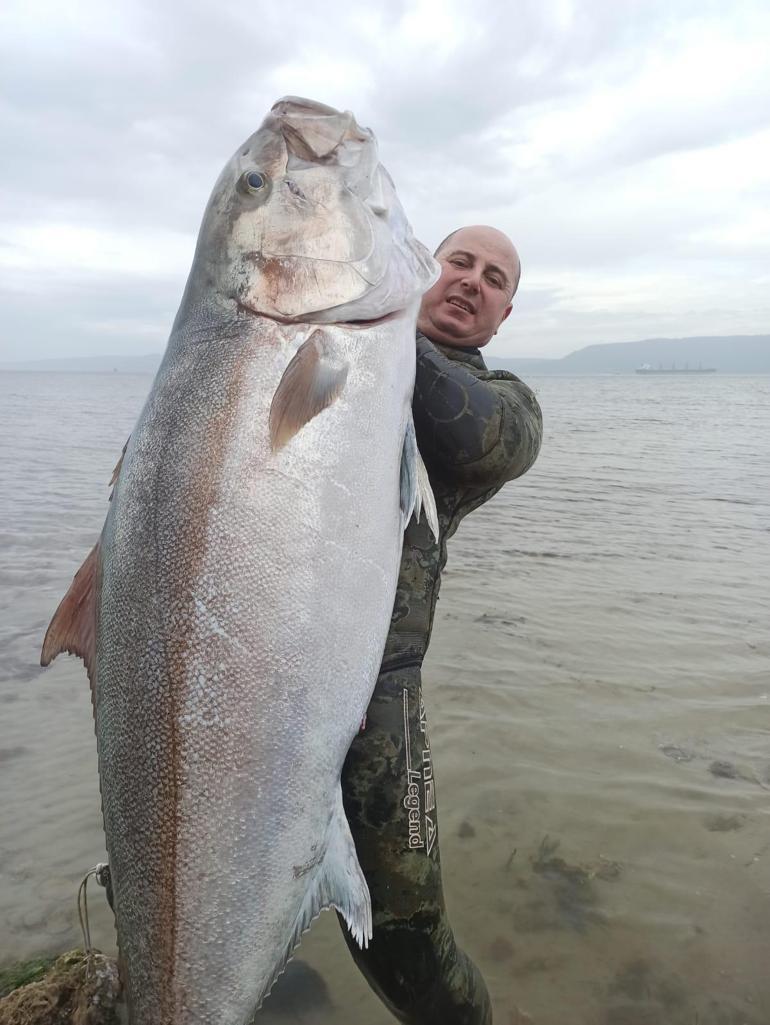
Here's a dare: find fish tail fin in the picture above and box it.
[258,786,372,1007]
[400,415,439,540]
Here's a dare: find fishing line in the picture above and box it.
[76,862,110,976]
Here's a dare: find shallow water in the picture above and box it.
[1,370,768,1025]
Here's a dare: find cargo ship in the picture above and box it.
[635,363,716,374]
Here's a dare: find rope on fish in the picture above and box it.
[77,862,110,976]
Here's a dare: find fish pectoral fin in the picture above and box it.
[417,450,439,540]
[400,415,439,540]
[40,542,99,690]
[257,786,372,1008]
[269,330,348,451]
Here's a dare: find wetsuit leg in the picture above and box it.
[339,665,492,1025]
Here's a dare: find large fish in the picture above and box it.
[41,97,439,1023]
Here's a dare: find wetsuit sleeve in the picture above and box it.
[413,334,543,488]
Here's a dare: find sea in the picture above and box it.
[1,369,768,1025]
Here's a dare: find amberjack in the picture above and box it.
[41,97,438,1023]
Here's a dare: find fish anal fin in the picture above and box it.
[256,785,372,1009]
[40,543,99,690]
[269,330,348,451]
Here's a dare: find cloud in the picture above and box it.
[1,0,769,360]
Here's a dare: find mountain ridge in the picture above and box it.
[1,334,768,375]
[486,334,769,374]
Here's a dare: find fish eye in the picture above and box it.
[237,170,272,201]
[244,171,267,192]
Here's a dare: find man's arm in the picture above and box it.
[412,335,543,488]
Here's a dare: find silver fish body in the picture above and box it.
[43,97,438,1023]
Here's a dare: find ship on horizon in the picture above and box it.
[636,362,717,375]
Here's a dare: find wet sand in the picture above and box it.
[1,370,768,1024]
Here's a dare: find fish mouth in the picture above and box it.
[271,96,368,162]
[446,296,475,315]
[340,310,400,328]
[229,295,400,329]
[230,296,296,323]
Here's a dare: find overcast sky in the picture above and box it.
[1,0,769,360]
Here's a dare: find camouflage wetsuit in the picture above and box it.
[339,333,543,1024]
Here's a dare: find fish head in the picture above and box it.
[190,97,439,322]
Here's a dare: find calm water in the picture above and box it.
[1,370,768,1025]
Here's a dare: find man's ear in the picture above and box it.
[494,304,513,335]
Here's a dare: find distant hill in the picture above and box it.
[487,335,770,375]
[2,334,768,376]
[0,353,162,374]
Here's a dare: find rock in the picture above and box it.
[0,959,56,1000]
[703,813,746,832]
[708,760,739,779]
[659,744,696,763]
[0,949,122,1025]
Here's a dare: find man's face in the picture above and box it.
[416,226,520,349]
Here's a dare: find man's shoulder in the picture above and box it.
[420,333,529,388]
[418,331,487,372]
[413,330,542,490]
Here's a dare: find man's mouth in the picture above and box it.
[446,296,474,314]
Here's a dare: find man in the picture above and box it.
[339,225,543,1024]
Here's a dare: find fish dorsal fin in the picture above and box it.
[109,435,130,488]
[269,331,348,452]
[256,785,372,1009]
[40,543,99,688]
[400,416,439,540]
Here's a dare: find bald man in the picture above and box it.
[339,226,543,1024]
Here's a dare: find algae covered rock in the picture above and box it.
[0,961,57,1001]
[0,949,122,1025]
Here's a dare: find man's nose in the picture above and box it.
[460,269,481,292]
